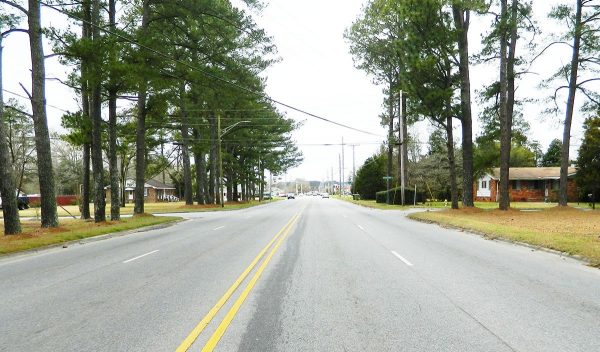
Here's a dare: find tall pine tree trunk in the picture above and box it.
[559,0,583,206]
[108,0,119,220]
[90,0,105,222]
[498,0,511,210]
[226,167,233,202]
[80,0,91,219]
[445,118,459,210]
[386,79,394,203]
[195,150,207,204]
[134,0,150,215]
[233,171,239,201]
[453,5,474,207]
[208,113,217,204]
[28,0,58,227]
[193,128,208,205]
[179,84,193,205]
[397,92,408,202]
[0,38,22,234]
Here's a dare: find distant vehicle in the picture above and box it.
[287,193,295,199]
[164,195,179,202]
[321,192,329,198]
[263,192,272,200]
[0,191,30,210]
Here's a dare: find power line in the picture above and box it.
[3,88,71,114]
[39,1,384,138]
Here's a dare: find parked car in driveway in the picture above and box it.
[287,193,295,199]
[165,194,179,202]
[0,191,30,210]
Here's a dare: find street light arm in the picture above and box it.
[222,120,251,136]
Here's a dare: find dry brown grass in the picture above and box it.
[0,215,180,254]
[410,206,600,267]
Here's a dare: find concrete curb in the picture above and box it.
[0,218,188,261]
[407,212,594,267]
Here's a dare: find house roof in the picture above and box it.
[145,179,176,190]
[488,167,577,180]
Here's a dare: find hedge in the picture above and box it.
[375,186,426,204]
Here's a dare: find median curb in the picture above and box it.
[0,217,187,261]
[407,211,593,267]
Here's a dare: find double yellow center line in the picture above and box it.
[176,211,302,352]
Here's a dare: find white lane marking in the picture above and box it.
[391,250,413,266]
[123,250,159,264]
[357,225,365,231]
[213,226,225,231]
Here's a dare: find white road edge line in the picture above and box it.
[123,250,159,264]
[391,250,414,267]
[213,226,225,231]
[357,225,365,231]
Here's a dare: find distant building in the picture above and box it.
[475,167,578,202]
[106,179,177,203]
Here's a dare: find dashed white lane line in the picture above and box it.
[357,225,365,231]
[213,226,225,231]
[123,250,159,264]
[391,250,414,266]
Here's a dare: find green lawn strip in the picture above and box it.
[0,215,181,255]
[409,211,600,267]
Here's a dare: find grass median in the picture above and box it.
[409,207,600,267]
[0,214,181,255]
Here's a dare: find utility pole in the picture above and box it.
[338,154,342,196]
[341,137,345,194]
[349,144,357,183]
[331,166,334,193]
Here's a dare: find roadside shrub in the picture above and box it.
[376,186,426,204]
[353,153,386,200]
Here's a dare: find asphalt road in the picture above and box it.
[0,197,599,352]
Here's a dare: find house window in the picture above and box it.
[481,180,487,189]
[532,180,543,190]
[553,180,559,190]
[144,188,148,197]
[511,180,521,190]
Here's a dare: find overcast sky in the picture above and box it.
[1,0,590,183]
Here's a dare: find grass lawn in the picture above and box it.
[0,214,181,255]
[409,207,600,267]
[3,199,279,219]
[336,195,598,211]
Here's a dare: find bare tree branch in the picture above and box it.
[1,28,28,37]
[18,82,32,100]
[0,0,28,14]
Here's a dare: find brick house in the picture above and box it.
[474,167,578,202]
[107,179,177,203]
